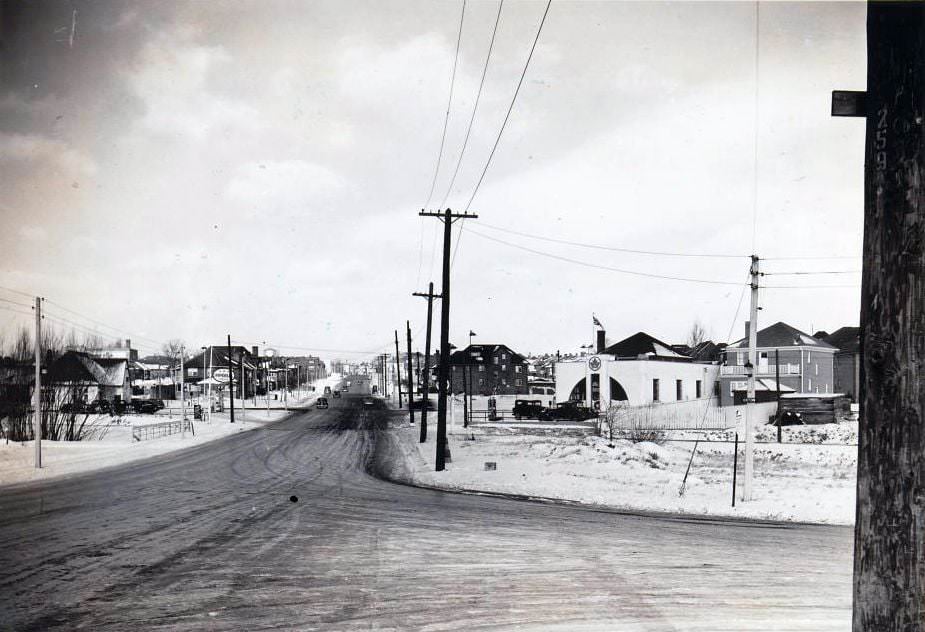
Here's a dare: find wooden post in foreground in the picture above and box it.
[854,2,925,630]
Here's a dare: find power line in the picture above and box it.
[439,0,505,209]
[0,285,35,300]
[462,0,552,213]
[423,0,468,210]
[43,299,165,348]
[761,284,861,289]
[463,225,746,286]
[452,0,552,269]
[763,254,861,261]
[477,220,750,259]
[0,297,33,310]
[762,270,861,276]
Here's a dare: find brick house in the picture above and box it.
[448,344,529,395]
[824,326,861,402]
[719,321,837,406]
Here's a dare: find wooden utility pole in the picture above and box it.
[33,296,42,469]
[413,282,442,443]
[394,330,403,407]
[852,3,925,629]
[406,321,414,424]
[420,208,478,470]
[743,255,760,501]
[227,334,235,424]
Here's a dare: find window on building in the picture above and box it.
[676,379,683,400]
[479,378,484,386]
[737,352,744,365]
[502,353,507,360]
[696,380,702,398]
[188,367,199,376]
[515,378,522,386]
[807,351,812,363]
[815,363,818,375]
[808,378,813,391]
[714,380,721,397]
[479,366,485,372]
[501,364,507,371]
[653,379,660,402]
[515,366,522,373]
[493,357,499,365]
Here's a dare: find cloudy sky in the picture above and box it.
[0,0,866,360]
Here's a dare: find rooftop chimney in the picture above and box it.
[252,345,259,357]
[596,330,606,354]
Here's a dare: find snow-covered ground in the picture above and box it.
[394,414,857,525]
[0,377,340,487]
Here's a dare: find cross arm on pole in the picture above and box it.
[419,208,479,223]
[413,291,443,299]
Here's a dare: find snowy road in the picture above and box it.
[0,397,853,631]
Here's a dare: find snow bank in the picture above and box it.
[393,421,857,525]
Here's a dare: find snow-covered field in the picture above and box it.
[0,378,339,487]
[394,416,858,525]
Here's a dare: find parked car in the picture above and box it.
[332,390,341,399]
[512,399,545,420]
[315,397,329,409]
[87,399,112,414]
[61,401,88,414]
[538,402,597,422]
[132,399,165,414]
[409,398,435,411]
[112,399,131,415]
[362,397,375,408]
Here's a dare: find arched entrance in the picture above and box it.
[568,377,629,402]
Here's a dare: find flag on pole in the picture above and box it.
[592,315,603,329]
[469,330,477,337]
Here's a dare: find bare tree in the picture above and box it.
[687,319,708,348]
[162,339,188,360]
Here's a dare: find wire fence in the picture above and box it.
[132,419,193,442]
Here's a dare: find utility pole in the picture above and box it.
[743,255,760,501]
[462,359,468,428]
[420,208,478,471]
[847,3,925,629]
[33,296,42,469]
[406,320,414,424]
[180,346,186,438]
[227,334,235,424]
[394,330,403,407]
[413,283,441,443]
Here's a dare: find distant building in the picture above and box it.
[48,350,131,403]
[448,344,529,395]
[824,326,861,402]
[555,330,720,408]
[719,321,837,406]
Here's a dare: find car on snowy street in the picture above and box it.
[538,401,596,422]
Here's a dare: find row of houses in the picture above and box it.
[1,341,327,408]
[437,321,861,409]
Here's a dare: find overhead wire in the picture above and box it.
[451,0,553,269]
[477,220,750,259]
[463,225,746,286]
[423,0,468,284]
[439,0,505,209]
[424,0,468,211]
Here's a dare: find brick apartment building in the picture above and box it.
[448,344,529,395]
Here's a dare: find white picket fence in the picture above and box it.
[604,400,778,432]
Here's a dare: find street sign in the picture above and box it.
[213,368,231,383]
[831,90,867,117]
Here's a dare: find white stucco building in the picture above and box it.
[555,332,720,408]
